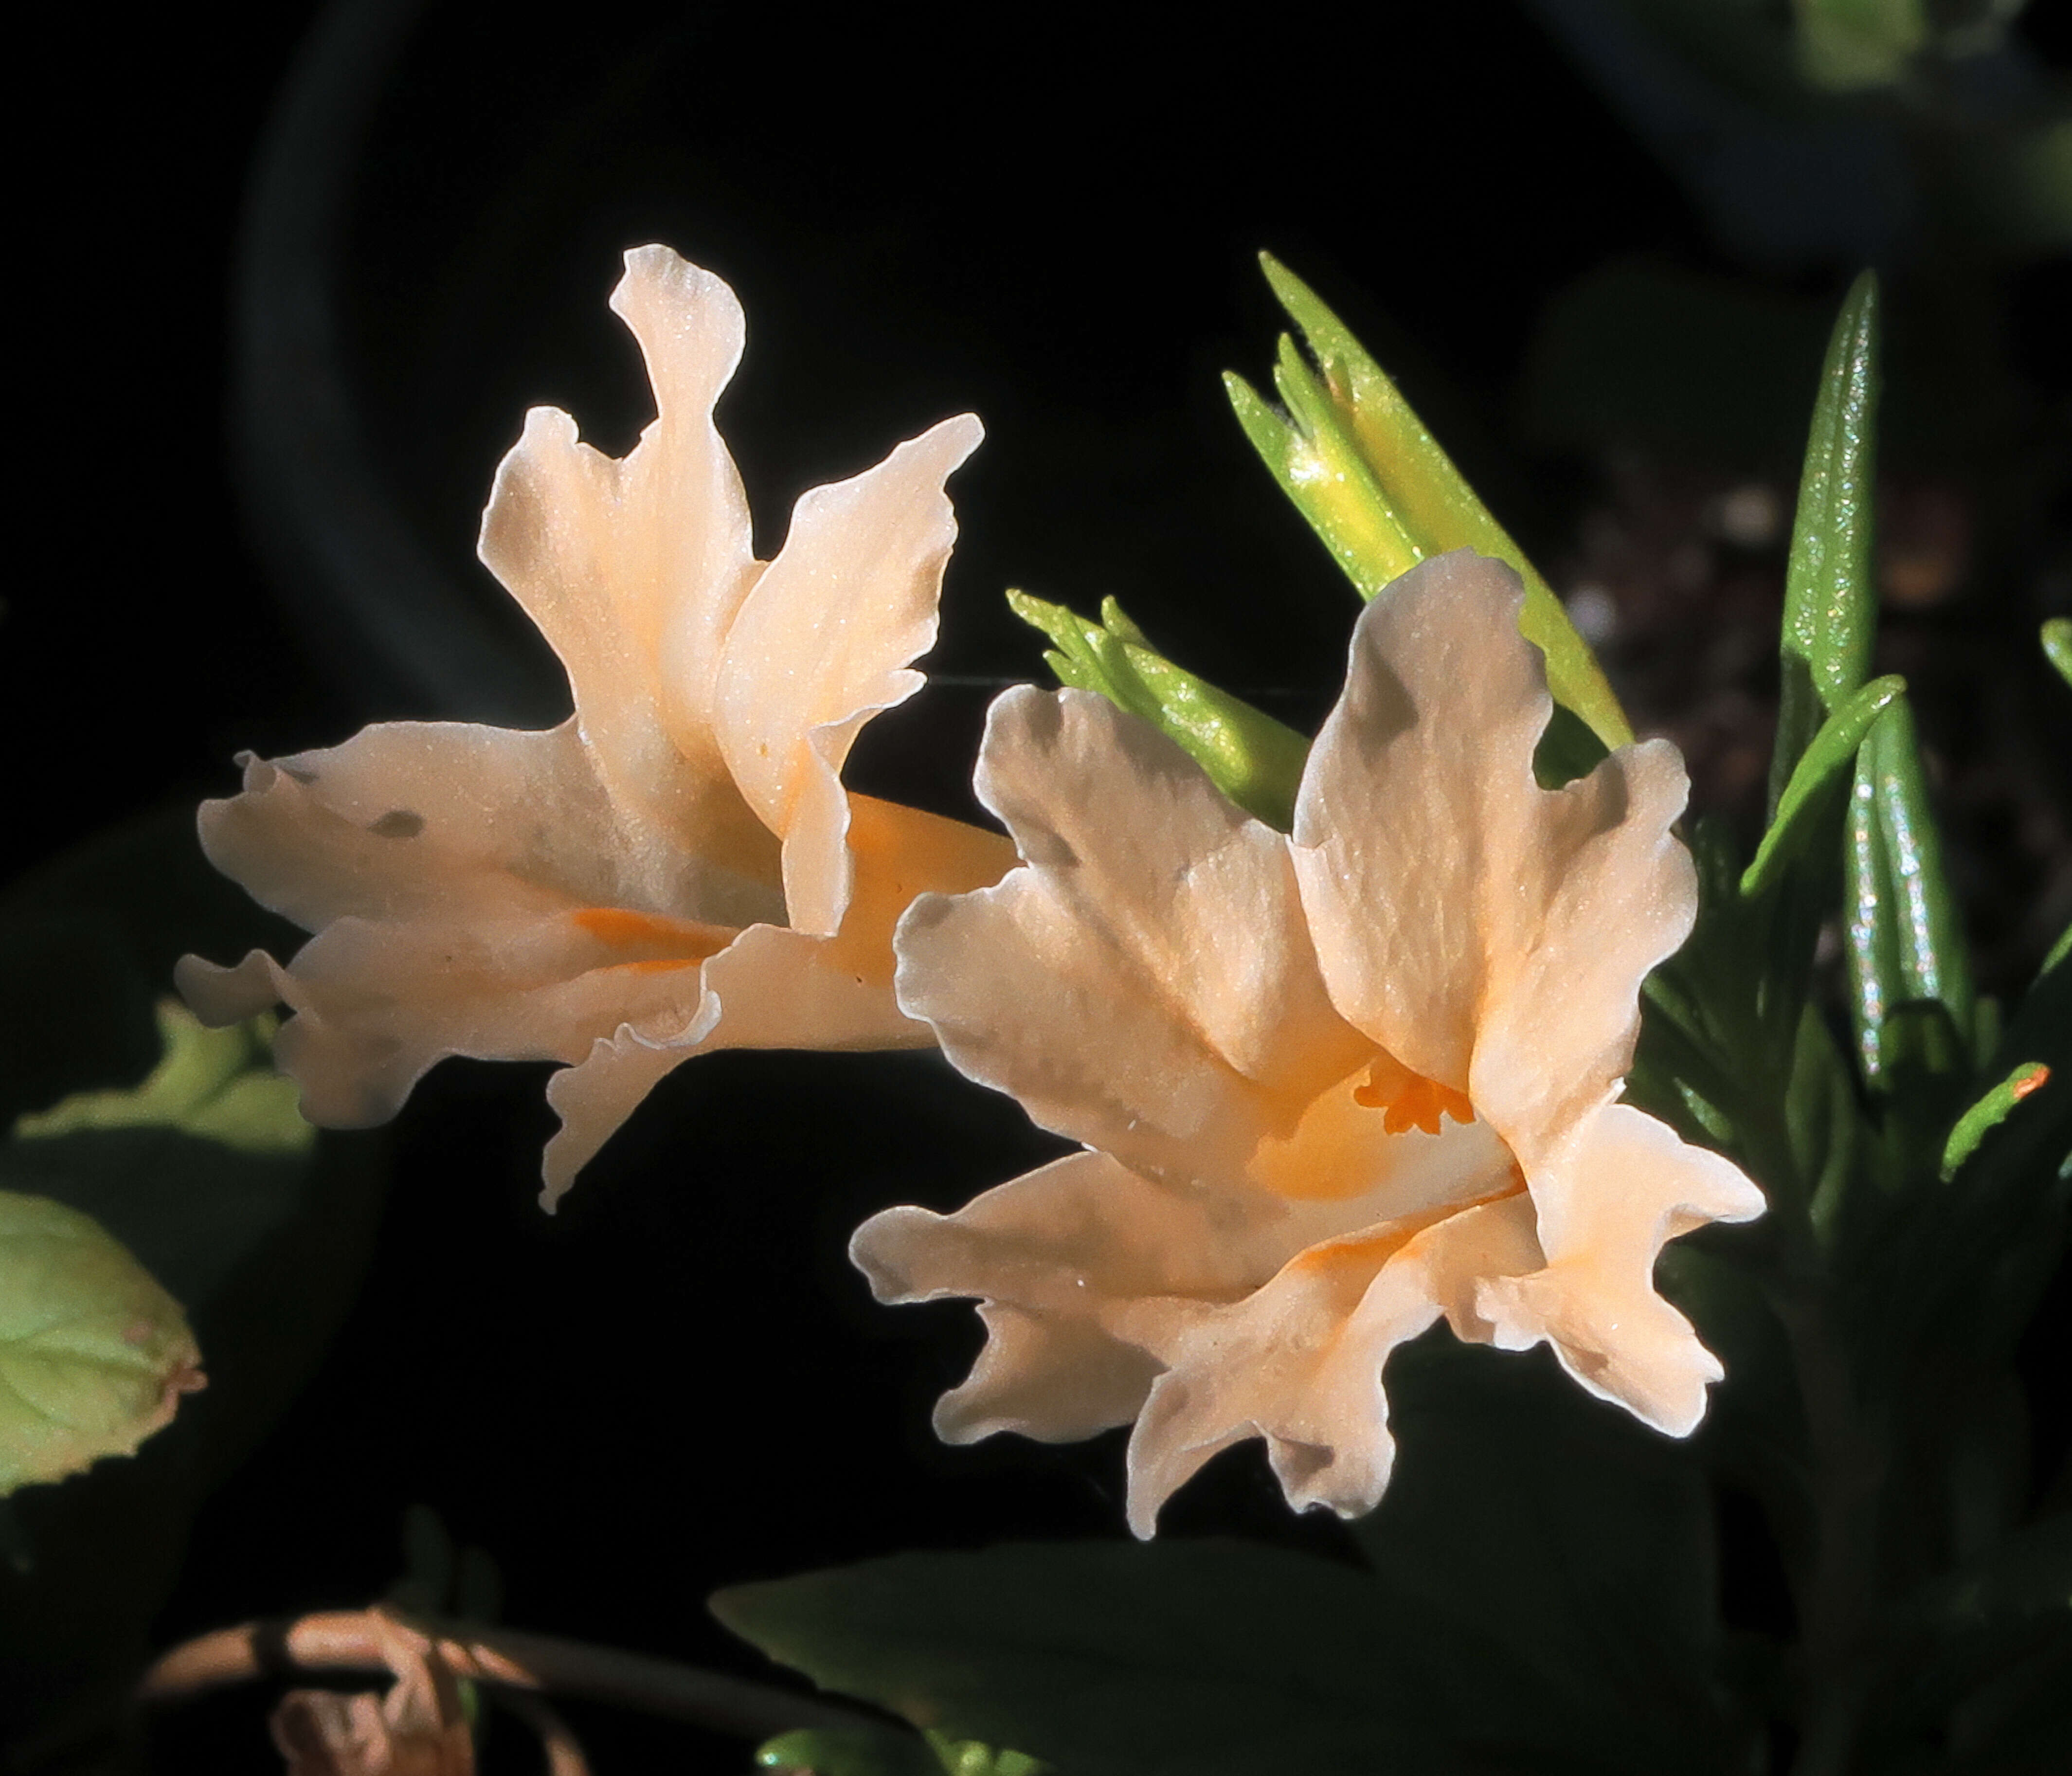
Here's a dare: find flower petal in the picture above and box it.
[895,687,1376,1195]
[1124,1193,1544,1536]
[180,717,753,1129]
[476,247,777,881]
[1292,551,1695,1159]
[1478,1104,1766,1436]
[194,719,783,934]
[539,917,939,1207]
[850,1150,1293,1443]
[713,413,985,937]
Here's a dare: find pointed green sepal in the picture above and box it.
[1844,695,1976,1083]
[1222,368,1424,598]
[1941,1062,2053,1182]
[1740,673,1905,898]
[1771,272,1881,814]
[2044,617,2072,690]
[1237,254,1631,751]
[1007,590,1310,830]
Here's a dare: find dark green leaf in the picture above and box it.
[1771,272,1880,815]
[716,1534,1634,1776]
[1352,1337,1739,1762]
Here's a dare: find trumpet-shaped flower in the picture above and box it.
[179,247,1014,1206]
[852,551,1764,1535]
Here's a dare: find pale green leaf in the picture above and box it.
[0,1190,202,1495]
[2044,617,2072,690]
[15,1000,308,1157]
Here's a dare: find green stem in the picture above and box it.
[1777,1291,1887,1776]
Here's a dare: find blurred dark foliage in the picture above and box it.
[5,1,2068,1772]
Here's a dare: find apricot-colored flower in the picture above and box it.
[852,551,1763,1534]
[180,247,1013,1206]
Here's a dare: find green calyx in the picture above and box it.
[1227,254,1632,753]
[1007,590,1310,831]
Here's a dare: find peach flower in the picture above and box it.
[180,247,1013,1206]
[852,551,1763,1534]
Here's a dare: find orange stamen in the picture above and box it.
[1351,1057,1475,1137]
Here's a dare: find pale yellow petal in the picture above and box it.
[1478,1104,1765,1436]
[713,414,984,936]
[1293,551,1696,1158]
[476,248,777,880]
[895,687,1375,1196]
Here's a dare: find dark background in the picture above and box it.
[8,1,2070,1770]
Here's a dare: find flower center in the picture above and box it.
[1245,1051,1478,1202]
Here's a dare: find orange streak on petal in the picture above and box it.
[567,906,737,965]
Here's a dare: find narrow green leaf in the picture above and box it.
[1941,1062,2053,1182]
[1255,254,1633,750]
[0,1191,203,1494]
[1771,272,1880,814]
[1007,590,1310,830]
[2044,617,2072,690]
[2046,922,2071,978]
[1741,673,1905,897]
[1844,696,1976,1081]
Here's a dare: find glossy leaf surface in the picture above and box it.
[1772,272,1879,812]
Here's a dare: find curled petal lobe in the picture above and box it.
[715,413,984,938]
[540,917,943,1209]
[478,251,771,875]
[1480,1105,1765,1436]
[1125,1193,1543,1535]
